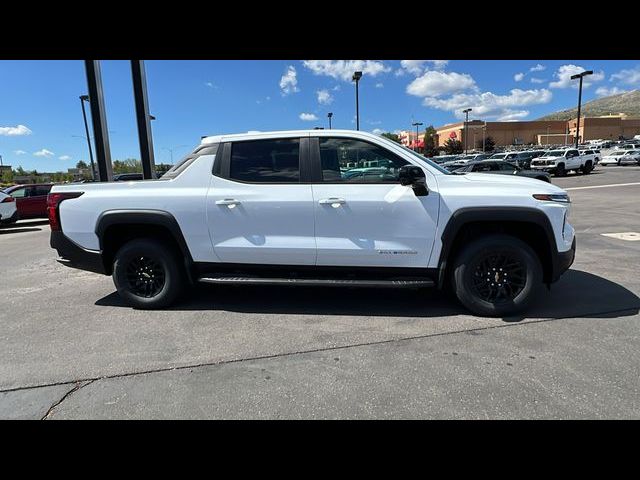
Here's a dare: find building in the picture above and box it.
[397,130,425,149]
[434,120,568,149]
[434,116,640,149]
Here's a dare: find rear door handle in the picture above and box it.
[318,198,346,206]
[216,198,241,207]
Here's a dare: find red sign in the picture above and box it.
[449,132,457,139]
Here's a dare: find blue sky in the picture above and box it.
[1,59,639,171]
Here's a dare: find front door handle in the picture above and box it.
[318,198,346,207]
[216,198,241,207]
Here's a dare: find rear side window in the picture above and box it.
[230,139,300,183]
[32,185,52,196]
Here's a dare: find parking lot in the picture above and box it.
[1,166,639,419]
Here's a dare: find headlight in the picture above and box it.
[533,193,571,203]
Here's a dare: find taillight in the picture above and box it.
[1,196,15,203]
[47,192,83,231]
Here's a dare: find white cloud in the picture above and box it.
[0,124,32,136]
[407,70,476,98]
[610,65,640,86]
[397,60,449,76]
[14,150,26,155]
[375,82,384,88]
[34,149,54,157]
[299,113,318,121]
[514,73,525,82]
[530,64,546,72]
[302,60,390,81]
[372,128,384,135]
[279,65,299,95]
[316,89,333,105]
[422,88,553,120]
[204,81,219,90]
[595,86,628,97]
[59,155,72,161]
[549,65,604,89]
[530,77,546,84]
[495,110,530,121]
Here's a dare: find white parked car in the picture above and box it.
[48,129,575,317]
[0,190,18,225]
[530,148,594,176]
[601,150,640,166]
[613,143,640,151]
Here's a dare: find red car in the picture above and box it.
[2,183,54,219]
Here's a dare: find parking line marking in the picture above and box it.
[565,182,640,191]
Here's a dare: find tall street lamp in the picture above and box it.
[352,71,362,131]
[462,108,472,154]
[79,95,96,180]
[328,112,333,130]
[570,70,593,148]
[163,145,188,164]
[482,123,487,152]
[412,122,423,152]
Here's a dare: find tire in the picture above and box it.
[580,161,593,174]
[451,234,543,317]
[555,163,566,177]
[112,238,185,309]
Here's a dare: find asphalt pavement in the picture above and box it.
[1,166,639,419]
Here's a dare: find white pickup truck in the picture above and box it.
[530,148,594,176]
[48,129,576,317]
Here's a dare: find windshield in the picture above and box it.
[543,150,566,157]
[395,143,451,174]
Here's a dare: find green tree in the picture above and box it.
[476,136,496,152]
[423,125,438,158]
[380,132,401,143]
[443,139,463,155]
[76,160,88,169]
[112,158,142,174]
[16,166,27,176]
[1,169,14,184]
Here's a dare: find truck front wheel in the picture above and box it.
[452,234,543,317]
[112,238,185,309]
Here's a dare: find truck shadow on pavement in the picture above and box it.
[96,269,640,322]
[0,220,48,235]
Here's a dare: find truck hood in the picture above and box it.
[450,172,566,194]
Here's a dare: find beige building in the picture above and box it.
[434,116,640,149]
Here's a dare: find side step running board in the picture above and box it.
[198,276,434,288]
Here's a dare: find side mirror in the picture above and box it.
[398,165,428,196]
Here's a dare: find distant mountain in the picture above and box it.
[537,89,640,121]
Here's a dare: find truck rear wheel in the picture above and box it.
[581,161,593,174]
[452,234,543,317]
[113,238,185,309]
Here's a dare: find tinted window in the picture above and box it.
[319,137,409,183]
[498,162,516,171]
[230,139,300,183]
[32,185,52,196]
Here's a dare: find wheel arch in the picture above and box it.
[437,207,558,288]
[95,210,194,280]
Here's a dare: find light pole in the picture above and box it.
[482,123,487,152]
[79,95,96,180]
[163,145,188,164]
[462,108,472,154]
[352,71,362,131]
[412,122,423,152]
[570,70,593,148]
[328,112,333,130]
[546,124,550,146]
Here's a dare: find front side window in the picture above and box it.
[10,187,26,198]
[319,137,408,183]
[230,138,300,183]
